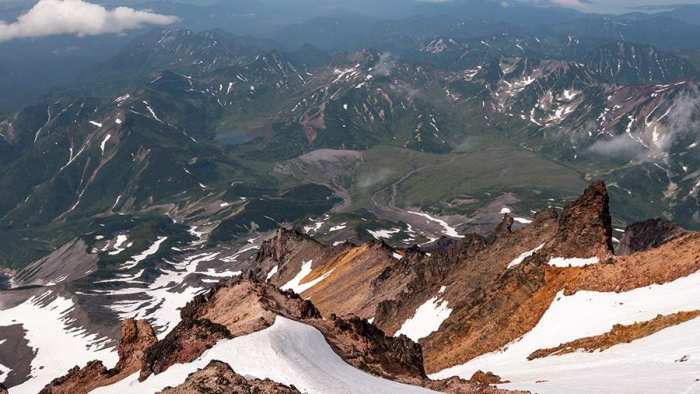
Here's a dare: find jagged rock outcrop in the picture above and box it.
[140,318,232,380]
[551,180,614,258]
[158,360,301,394]
[617,218,687,255]
[319,314,426,383]
[419,185,699,373]
[373,233,487,335]
[369,182,695,374]
[189,276,321,336]
[493,214,514,239]
[41,319,157,394]
[469,371,507,385]
[257,228,323,264]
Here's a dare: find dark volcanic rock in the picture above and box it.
[325,315,426,380]
[617,218,687,255]
[493,214,514,240]
[553,181,614,258]
[158,360,301,394]
[256,227,320,263]
[140,318,232,380]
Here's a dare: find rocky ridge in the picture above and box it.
[41,275,509,393]
[252,181,699,375]
[35,181,699,393]
[158,360,301,394]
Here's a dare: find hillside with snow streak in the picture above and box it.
[431,270,700,393]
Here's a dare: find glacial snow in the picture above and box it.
[92,317,436,394]
[430,270,700,393]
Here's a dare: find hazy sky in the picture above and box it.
[241,0,700,15]
[571,0,700,13]
[54,0,700,15]
[2,0,700,18]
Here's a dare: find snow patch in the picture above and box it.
[266,265,278,281]
[548,256,599,268]
[395,295,452,341]
[368,228,400,240]
[100,134,111,154]
[120,237,168,270]
[407,211,463,238]
[108,234,129,255]
[281,260,334,295]
[508,243,545,269]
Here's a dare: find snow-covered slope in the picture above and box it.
[0,292,117,394]
[431,270,700,393]
[93,317,437,394]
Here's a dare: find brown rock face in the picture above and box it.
[0,383,7,394]
[552,180,614,258]
[158,360,301,394]
[117,319,158,371]
[257,228,323,265]
[422,225,700,374]
[470,370,507,385]
[41,319,157,394]
[422,255,551,373]
[493,214,514,239]
[528,310,700,360]
[424,376,523,394]
[191,276,321,337]
[314,315,426,383]
[373,234,487,335]
[617,218,687,255]
[140,318,232,380]
[257,227,409,319]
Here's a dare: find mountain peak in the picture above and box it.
[554,180,614,258]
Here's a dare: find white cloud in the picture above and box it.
[523,0,590,10]
[0,0,179,42]
[550,0,589,9]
